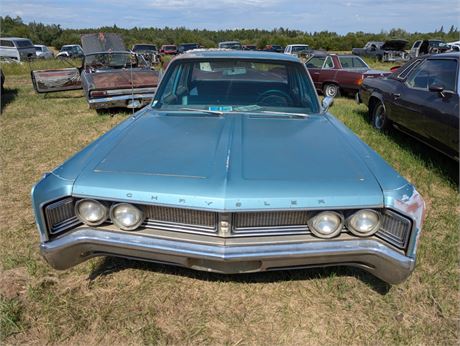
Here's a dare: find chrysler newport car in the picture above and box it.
[32,50,425,284]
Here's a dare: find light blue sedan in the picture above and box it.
[32,50,425,284]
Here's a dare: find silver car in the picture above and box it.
[34,44,54,59]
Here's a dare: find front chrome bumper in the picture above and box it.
[88,93,155,109]
[40,227,415,284]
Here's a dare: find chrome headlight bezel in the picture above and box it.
[346,209,381,237]
[74,199,108,226]
[307,211,344,239]
[110,203,144,231]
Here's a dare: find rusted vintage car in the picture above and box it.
[306,53,391,97]
[31,33,159,110]
[352,39,410,62]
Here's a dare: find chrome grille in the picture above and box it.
[143,205,218,234]
[376,210,412,249]
[232,211,310,236]
[45,197,81,235]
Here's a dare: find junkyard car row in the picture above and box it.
[2,32,457,285]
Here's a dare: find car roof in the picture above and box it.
[175,49,300,62]
[1,37,32,41]
[429,51,460,58]
[287,44,309,46]
[34,44,46,47]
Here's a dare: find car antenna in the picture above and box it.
[130,52,135,116]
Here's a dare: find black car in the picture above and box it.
[358,52,459,161]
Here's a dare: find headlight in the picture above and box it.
[75,199,108,226]
[347,209,381,236]
[308,211,343,238]
[110,203,144,231]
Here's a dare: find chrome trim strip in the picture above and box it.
[87,93,156,104]
[40,228,415,284]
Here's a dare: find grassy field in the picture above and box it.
[0,61,459,345]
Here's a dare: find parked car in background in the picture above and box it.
[447,41,460,52]
[358,52,459,161]
[352,40,409,62]
[306,53,391,97]
[409,39,449,58]
[32,49,425,285]
[56,44,84,59]
[0,37,36,62]
[218,41,242,50]
[284,44,312,56]
[34,44,54,59]
[160,45,177,55]
[264,44,283,53]
[177,43,200,53]
[31,33,159,110]
[132,44,161,65]
[242,44,257,51]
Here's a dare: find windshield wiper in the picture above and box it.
[180,108,224,116]
[260,110,309,118]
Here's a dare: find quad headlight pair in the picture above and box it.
[308,209,381,239]
[75,199,144,231]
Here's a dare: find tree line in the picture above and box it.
[1,15,458,51]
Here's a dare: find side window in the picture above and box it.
[323,56,334,69]
[413,41,421,48]
[0,40,14,47]
[306,57,325,68]
[405,59,458,91]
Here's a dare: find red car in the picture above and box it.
[160,45,177,55]
[306,53,391,97]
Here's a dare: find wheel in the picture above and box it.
[371,100,390,131]
[323,83,340,98]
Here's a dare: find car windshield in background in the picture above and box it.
[16,40,33,48]
[292,46,309,53]
[164,45,176,50]
[134,45,157,51]
[35,46,43,52]
[221,43,242,49]
[61,46,80,54]
[85,52,148,69]
[154,59,319,115]
[338,56,368,69]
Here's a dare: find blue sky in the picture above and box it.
[1,0,459,34]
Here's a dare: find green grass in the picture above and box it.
[0,63,459,345]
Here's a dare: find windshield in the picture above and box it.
[220,43,242,50]
[153,59,320,115]
[35,46,43,52]
[61,46,80,54]
[85,52,148,69]
[292,45,309,53]
[164,45,176,50]
[133,44,157,52]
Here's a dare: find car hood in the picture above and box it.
[86,69,159,90]
[72,112,385,210]
[381,39,408,51]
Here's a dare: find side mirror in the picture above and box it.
[321,96,334,113]
[429,84,446,97]
[429,84,444,93]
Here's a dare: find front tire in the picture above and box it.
[372,100,390,131]
[323,83,340,98]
